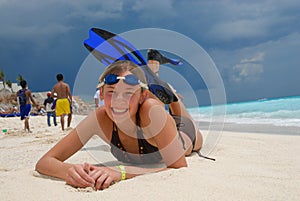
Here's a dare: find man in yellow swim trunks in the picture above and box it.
[51,73,72,131]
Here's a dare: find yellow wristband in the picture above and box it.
[117,165,126,180]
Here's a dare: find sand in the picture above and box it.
[0,115,299,201]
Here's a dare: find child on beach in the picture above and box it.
[16,80,38,132]
[36,60,203,190]
[43,92,57,127]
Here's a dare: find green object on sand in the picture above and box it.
[2,129,7,133]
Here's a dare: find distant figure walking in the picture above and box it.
[43,92,57,127]
[16,80,38,132]
[51,73,72,131]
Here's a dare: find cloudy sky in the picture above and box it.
[1,0,300,106]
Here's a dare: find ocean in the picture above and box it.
[78,95,300,155]
[188,95,300,129]
[79,95,299,135]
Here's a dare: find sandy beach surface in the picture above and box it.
[0,115,299,201]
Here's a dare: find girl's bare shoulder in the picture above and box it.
[142,97,164,108]
[139,98,167,120]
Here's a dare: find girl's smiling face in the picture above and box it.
[102,72,146,123]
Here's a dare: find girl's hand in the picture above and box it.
[89,165,122,190]
[65,163,95,188]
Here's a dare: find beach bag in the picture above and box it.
[17,89,27,106]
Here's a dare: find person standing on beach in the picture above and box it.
[94,88,104,108]
[51,73,72,131]
[43,92,57,127]
[16,80,38,133]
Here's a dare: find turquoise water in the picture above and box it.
[188,96,300,127]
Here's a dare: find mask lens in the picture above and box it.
[105,74,118,85]
[124,75,139,85]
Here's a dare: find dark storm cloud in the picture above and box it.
[0,0,299,105]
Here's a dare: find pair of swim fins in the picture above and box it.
[83,28,182,104]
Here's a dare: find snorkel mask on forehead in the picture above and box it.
[98,74,148,90]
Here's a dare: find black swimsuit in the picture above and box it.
[110,113,163,164]
[110,113,196,164]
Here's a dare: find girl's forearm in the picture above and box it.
[36,157,72,180]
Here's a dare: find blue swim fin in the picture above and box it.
[147,49,183,66]
[84,28,178,104]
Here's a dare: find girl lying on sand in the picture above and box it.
[36,60,203,190]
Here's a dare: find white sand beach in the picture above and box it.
[0,115,299,201]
